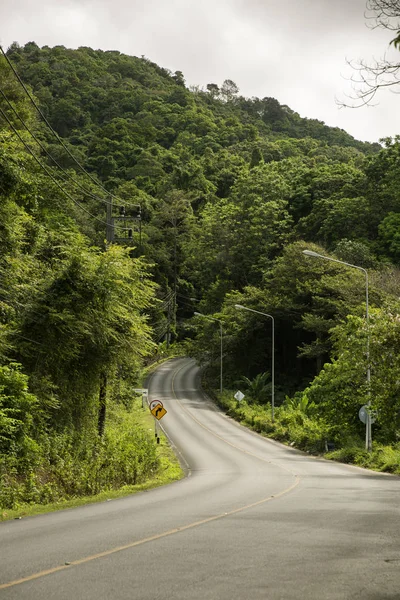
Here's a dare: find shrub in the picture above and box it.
[0,403,160,509]
[0,363,38,456]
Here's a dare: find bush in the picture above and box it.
[365,445,400,474]
[325,446,367,464]
[0,403,160,509]
[216,389,330,454]
[0,363,38,456]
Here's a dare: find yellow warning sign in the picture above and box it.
[151,405,167,420]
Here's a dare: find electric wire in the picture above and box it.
[0,295,45,319]
[160,290,174,302]
[159,292,175,310]
[176,293,200,302]
[0,44,113,198]
[0,86,117,207]
[0,45,141,211]
[155,328,168,343]
[0,104,113,228]
[153,325,168,338]
[9,333,42,346]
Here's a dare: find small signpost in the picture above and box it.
[134,388,148,408]
[359,405,376,425]
[148,399,167,444]
[234,390,245,402]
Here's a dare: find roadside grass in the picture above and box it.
[0,398,184,522]
[326,444,400,474]
[211,386,400,475]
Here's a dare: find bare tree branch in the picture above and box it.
[366,0,400,30]
[338,1,400,107]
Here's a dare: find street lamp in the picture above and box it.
[235,304,275,422]
[302,249,371,451]
[194,312,223,394]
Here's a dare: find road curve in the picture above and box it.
[1,357,399,599]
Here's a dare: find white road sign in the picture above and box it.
[134,388,148,396]
[359,405,376,425]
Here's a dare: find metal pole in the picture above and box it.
[271,317,275,423]
[194,312,223,394]
[365,270,371,452]
[303,250,371,450]
[220,322,223,395]
[235,305,275,422]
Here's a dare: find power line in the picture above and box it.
[0,294,44,319]
[160,290,175,302]
[9,332,42,346]
[155,328,168,343]
[0,44,113,198]
[159,291,175,310]
[0,86,115,207]
[0,45,141,211]
[0,104,112,228]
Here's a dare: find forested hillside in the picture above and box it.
[1,42,400,509]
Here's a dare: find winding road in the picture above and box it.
[1,357,399,599]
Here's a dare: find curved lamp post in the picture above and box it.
[194,312,223,394]
[235,304,275,422]
[302,249,371,451]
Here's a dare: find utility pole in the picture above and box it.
[111,204,142,249]
[100,197,114,437]
[106,197,113,243]
[138,206,142,254]
[102,198,142,436]
[166,294,172,348]
[173,232,177,338]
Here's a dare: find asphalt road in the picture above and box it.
[1,357,399,599]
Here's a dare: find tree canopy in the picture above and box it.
[1,41,400,505]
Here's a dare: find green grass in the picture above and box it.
[326,443,400,474]
[1,436,183,521]
[212,386,400,475]
[0,399,184,521]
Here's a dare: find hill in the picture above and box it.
[1,42,400,506]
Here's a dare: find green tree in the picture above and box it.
[18,241,155,432]
[378,212,400,263]
[240,372,271,405]
[305,305,400,443]
[0,363,37,456]
[220,79,239,102]
[188,163,292,300]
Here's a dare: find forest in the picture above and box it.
[1,41,400,511]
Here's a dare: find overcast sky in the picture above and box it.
[1,0,399,143]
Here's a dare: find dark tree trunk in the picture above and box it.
[98,371,107,438]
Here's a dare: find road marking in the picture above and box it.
[170,359,300,482]
[0,481,298,591]
[0,358,300,591]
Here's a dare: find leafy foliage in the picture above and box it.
[240,372,271,405]
[0,363,37,455]
[1,41,400,506]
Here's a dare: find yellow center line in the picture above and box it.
[0,359,300,591]
[0,476,298,591]
[169,360,300,481]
